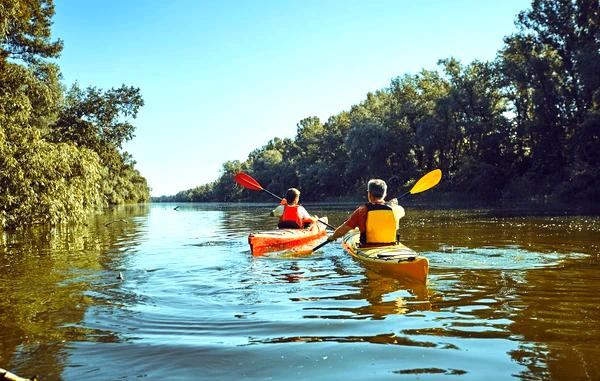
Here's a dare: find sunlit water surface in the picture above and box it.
[1,203,599,380]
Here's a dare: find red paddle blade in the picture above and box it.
[234,172,264,191]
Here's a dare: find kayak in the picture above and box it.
[342,229,429,283]
[248,217,328,256]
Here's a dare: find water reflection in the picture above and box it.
[0,203,599,380]
[508,264,600,380]
[0,205,149,378]
[299,269,432,320]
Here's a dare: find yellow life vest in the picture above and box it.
[361,203,398,245]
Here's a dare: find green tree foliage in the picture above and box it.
[50,83,149,204]
[1,0,148,229]
[437,59,514,197]
[52,83,144,151]
[0,61,106,228]
[0,0,63,63]
[388,70,446,179]
[165,0,599,204]
[499,0,600,196]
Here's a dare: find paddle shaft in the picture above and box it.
[310,169,442,253]
[311,239,333,252]
[261,188,283,201]
[290,237,333,255]
[260,187,336,230]
[309,193,407,254]
[271,193,335,229]
[396,190,410,200]
[235,172,335,230]
[267,191,335,230]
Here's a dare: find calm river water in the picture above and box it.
[1,202,599,380]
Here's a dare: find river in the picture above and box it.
[0,202,598,380]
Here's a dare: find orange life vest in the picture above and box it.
[278,205,304,229]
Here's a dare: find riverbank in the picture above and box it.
[151,195,600,216]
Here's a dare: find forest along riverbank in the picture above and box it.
[0,203,598,380]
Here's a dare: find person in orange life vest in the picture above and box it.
[327,179,405,245]
[270,188,318,229]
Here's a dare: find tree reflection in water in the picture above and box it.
[0,205,149,379]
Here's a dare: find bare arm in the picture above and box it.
[271,205,284,217]
[327,223,353,241]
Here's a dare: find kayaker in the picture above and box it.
[271,188,318,229]
[327,179,404,246]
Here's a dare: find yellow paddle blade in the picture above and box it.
[409,169,442,194]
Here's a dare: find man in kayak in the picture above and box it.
[271,188,318,229]
[327,179,404,246]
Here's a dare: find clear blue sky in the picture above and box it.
[52,0,531,197]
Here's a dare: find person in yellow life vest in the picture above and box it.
[271,188,318,229]
[327,179,404,246]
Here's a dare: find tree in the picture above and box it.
[1,0,149,228]
[389,70,448,177]
[211,160,247,201]
[0,0,63,64]
[51,83,145,151]
[49,83,149,205]
[164,0,599,203]
[499,0,600,196]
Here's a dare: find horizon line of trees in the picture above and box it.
[157,0,599,204]
[1,0,150,229]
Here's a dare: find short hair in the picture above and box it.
[285,188,300,204]
[367,179,387,199]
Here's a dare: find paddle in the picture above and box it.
[396,168,442,199]
[234,172,336,230]
[297,168,443,254]
[234,172,283,201]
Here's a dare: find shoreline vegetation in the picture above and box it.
[155,0,599,207]
[0,1,149,230]
[2,0,599,229]
[151,197,600,216]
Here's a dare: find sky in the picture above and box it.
[52,0,531,197]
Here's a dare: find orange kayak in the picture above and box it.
[248,217,328,256]
[342,229,429,283]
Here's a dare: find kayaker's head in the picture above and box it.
[367,179,387,202]
[284,188,301,205]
